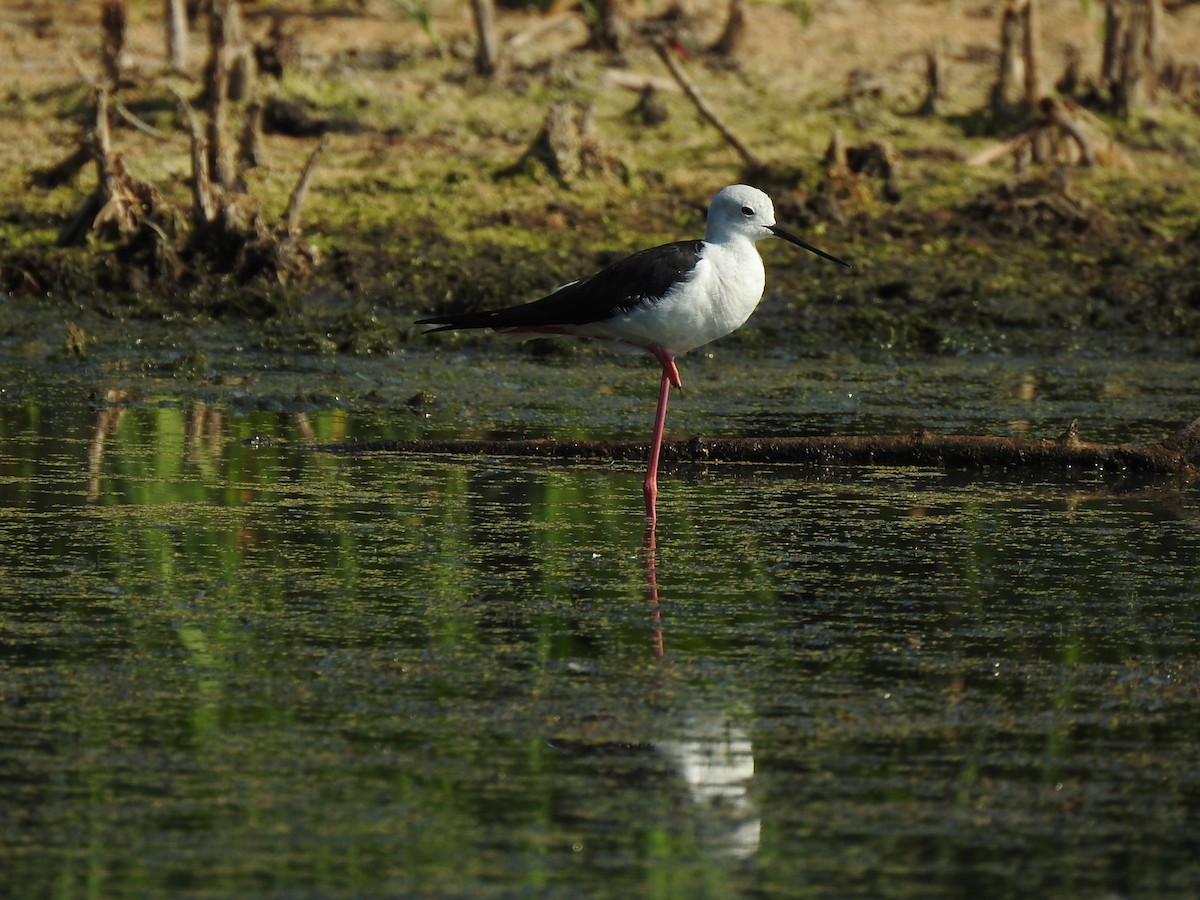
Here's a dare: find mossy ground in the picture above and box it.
[2,0,1200,361]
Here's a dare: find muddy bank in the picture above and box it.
[7,169,1199,361]
[3,1,1200,361]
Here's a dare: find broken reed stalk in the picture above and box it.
[206,13,235,190]
[94,88,114,182]
[205,0,257,188]
[238,99,265,169]
[113,103,172,141]
[314,421,1200,479]
[1042,97,1094,166]
[56,89,114,246]
[1104,0,1165,115]
[917,44,943,116]
[172,88,217,224]
[654,42,762,171]
[100,0,128,87]
[591,0,629,53]
[991,1,1022,114]
[1102,0,1123,89]
[1021,0,1041,113]
[711,0,746,56]
[469,0,501,77]
[283,137,329,236]
[165,0,188,70]
[968,96,1132,170]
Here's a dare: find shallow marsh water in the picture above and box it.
[3,340,1200,898]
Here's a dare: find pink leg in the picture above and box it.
[644,351,679,521]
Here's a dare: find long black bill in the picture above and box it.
[768,224,852,268]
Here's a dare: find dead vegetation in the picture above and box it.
[960,172,1117,240]
[33,0,326,299]
[971,0,1193,171]
[499,100,626,187]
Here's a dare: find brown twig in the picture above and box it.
[654,42,762,171]
[1021,0,1041,113]
[283,137,329,237]
[1041,97,1094,166]
[968,97,1131,170]
[100,0,128,88]
[917,44,943,117]
[171,87,217,225]
[165,0,188,70]
[711,0,746,56]
[113,102,173,141]
[56,89,114,246]
[469,0,502,77]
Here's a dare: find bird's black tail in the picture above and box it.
[414,311,505,332]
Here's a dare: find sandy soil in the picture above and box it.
[7,1,1200,96]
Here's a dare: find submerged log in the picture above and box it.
[315,419,1200,478]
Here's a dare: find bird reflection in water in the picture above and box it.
[658,713,761,859]
[641,519,760,858]
[644,519,665,659]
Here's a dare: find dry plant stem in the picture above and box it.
[967,98,1114,168]
[823,128,848,174]
[100,0,127,87]
[1145,0,1162,98]
[56,90,113,245]
[593,0,628,53]
[1021,0,1041,113]
[165,0,188,70]
[206,0,242,190]
[94,89,114,180]
[238,100,265,169]
[1118,7,1147,113]
[470,0,501,77]
[918,44,943,116]
[506,13,575,51]
[207,55,234,189]
[1102,0,1124,88]
[654,43,761,170]
[712,0,746,56]
[283,137,329,236]
[992,1,1022,113]
[1043,98,1094,166]
[173,89,217,224]
[604,69,678,94]
[1107,0,1163,114]
[113,103,172,141]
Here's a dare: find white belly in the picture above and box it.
[578,248,767,357]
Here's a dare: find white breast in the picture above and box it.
[576,240,767,357]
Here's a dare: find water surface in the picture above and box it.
[3,345,1199,897]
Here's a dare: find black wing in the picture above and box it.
[416,240,704,332]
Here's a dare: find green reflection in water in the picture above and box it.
[1,370,1199,898]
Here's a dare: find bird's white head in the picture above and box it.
[705,184,777,244]
[705,184,852,267]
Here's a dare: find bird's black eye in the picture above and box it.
[741,206,754,217]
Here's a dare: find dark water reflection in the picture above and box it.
[2,351,1200,898]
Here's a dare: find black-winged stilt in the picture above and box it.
[416,184,850,521]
